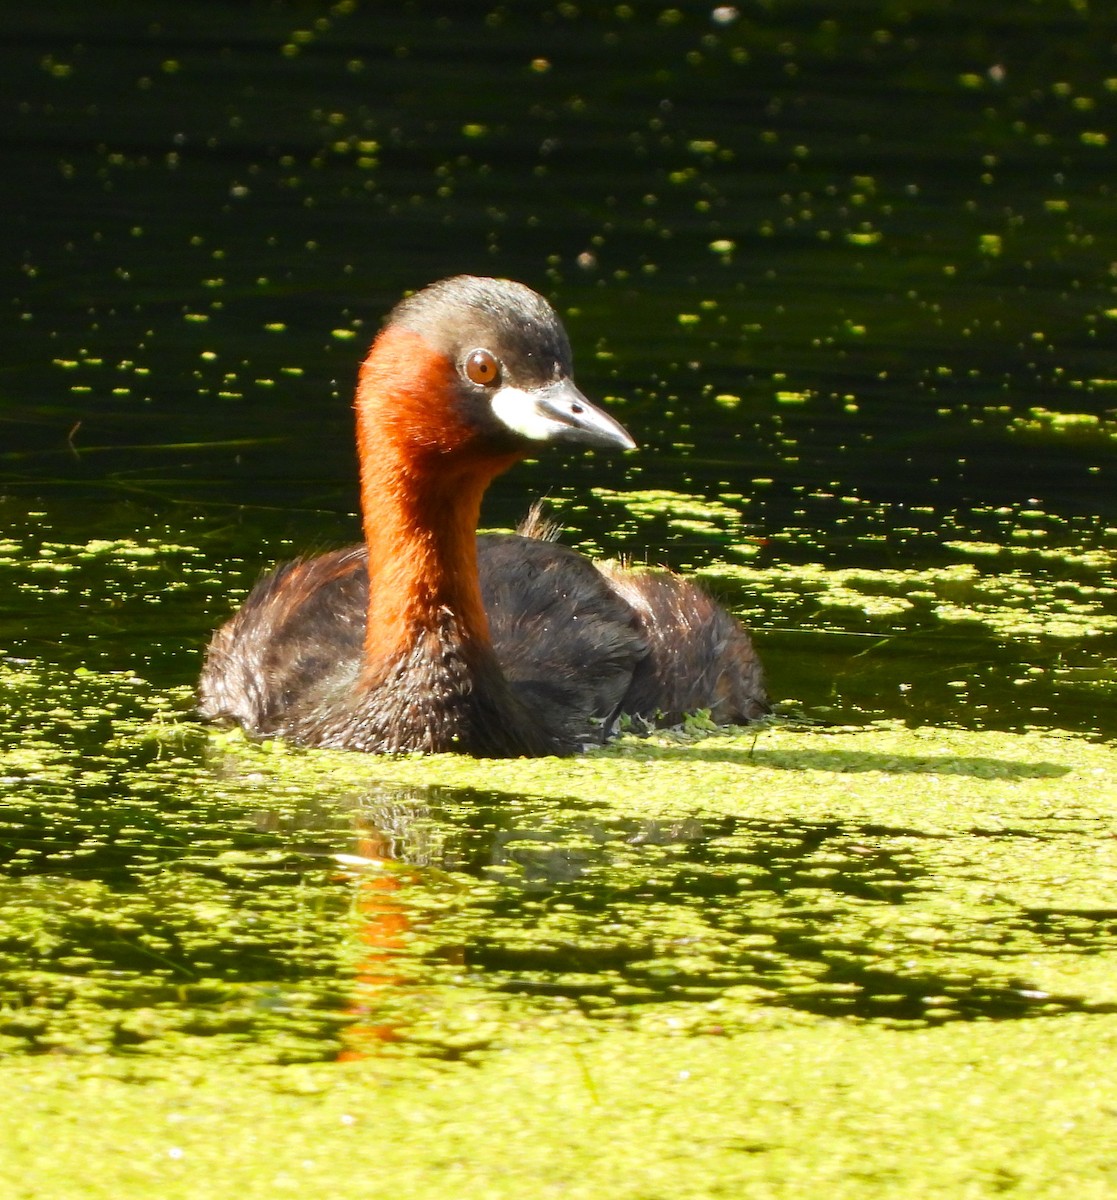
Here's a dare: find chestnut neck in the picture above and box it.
[354,327,522,668]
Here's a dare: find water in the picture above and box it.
[2,0,1116,1118]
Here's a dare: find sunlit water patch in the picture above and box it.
[2,653,1115,1063]
[534,487,1117,736]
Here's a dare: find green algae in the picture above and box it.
[4,684,1117,1196]
[6,0,1117,1190]
[1010,408,1117,439]
[698,556,1117,642]
[2,1012,1117,1199]
[4,503,1117,1068]
[5,655,1117,1069]
[590,487,753,530]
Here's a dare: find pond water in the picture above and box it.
[2,2,1117,1194]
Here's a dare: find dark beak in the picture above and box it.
[491,378,636,452]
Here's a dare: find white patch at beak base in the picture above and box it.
[490,379,635,450]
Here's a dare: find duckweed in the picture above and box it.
[3,656,1117,1195]
[6,0,1117,1193]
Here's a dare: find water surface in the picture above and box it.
[2,2,1117,1194]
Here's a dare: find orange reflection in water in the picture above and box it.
[337,823,414,1058]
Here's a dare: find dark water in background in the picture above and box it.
[4,1,1117,732]
[1,2,1116,1063]
[4,0,1117,738]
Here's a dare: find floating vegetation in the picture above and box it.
[3,656,1117,1066]
[699,559,1117,641]
[1009,408,1117,438]
[6,0,1117,1190]
[590,487,748,528]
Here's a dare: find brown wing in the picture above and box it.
[595,562,768,725]
[479,534,647,741]
[198,546,368,735]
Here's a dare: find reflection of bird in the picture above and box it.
[199,276,767,755]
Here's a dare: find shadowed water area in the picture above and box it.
[2,2,1117,1196]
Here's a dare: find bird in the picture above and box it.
[199,275,767,756]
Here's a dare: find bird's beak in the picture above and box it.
[490,378,636,451]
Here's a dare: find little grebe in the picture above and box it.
[199,275,767,755]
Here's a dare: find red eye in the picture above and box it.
[464,348,501,386]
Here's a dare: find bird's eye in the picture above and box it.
[464,348,501,387]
